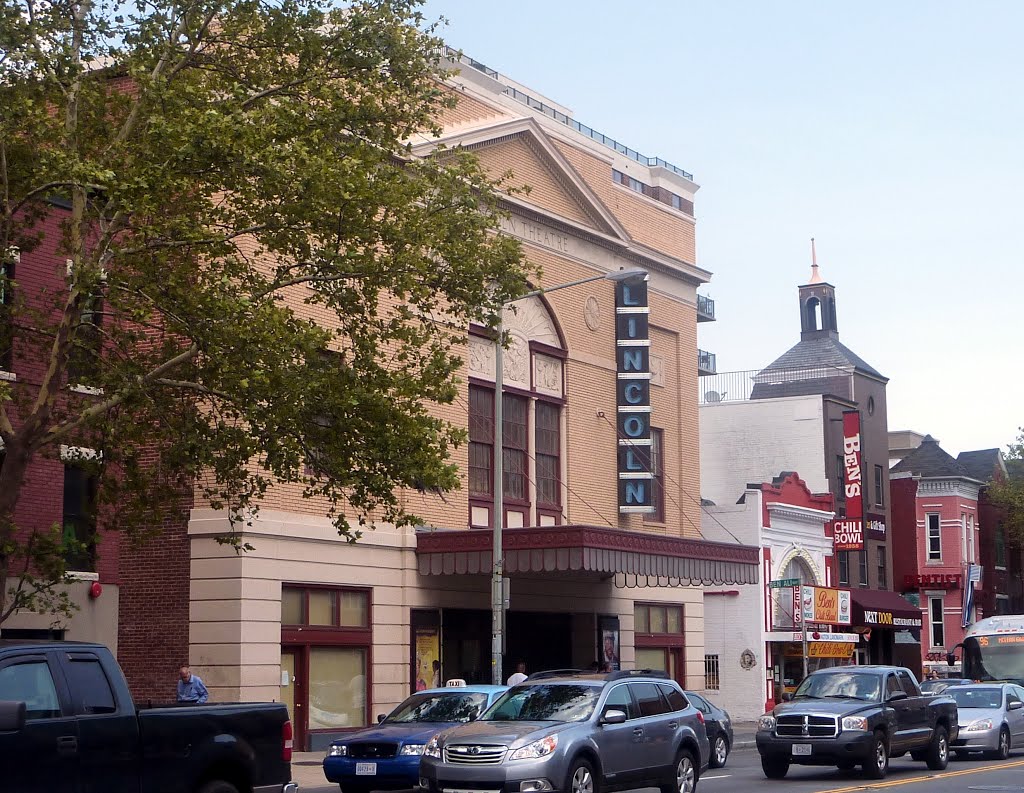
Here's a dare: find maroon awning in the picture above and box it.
[850,589,923,629]
[415,525,759,586]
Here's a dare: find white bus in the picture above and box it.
[950,615,1024,685]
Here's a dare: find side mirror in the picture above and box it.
[781,692,793,702]
[377,714,387,724]
[887,691,908,702]
[946,653,957,667]
[601,708,627,725]
[1009,701,1023,711]
[0,701,26,732]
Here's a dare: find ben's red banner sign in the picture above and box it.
[835,410,864,551]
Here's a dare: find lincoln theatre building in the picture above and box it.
[176,52,759,749]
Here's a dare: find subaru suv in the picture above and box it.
[418,670,709,793]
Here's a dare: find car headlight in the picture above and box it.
[510,735,558,761]
[965,719,994,732]
[758,715,776,731]
[401,744,425,756]
[424,734,442,759]
[328,744,348,757]
[842,716,869,732]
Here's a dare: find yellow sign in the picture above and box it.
[809,641,855,659]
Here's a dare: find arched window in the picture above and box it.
[772,555,817,629]
[804,297,821,331]
[466,296,566,530]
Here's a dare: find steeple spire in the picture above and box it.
[808,237,824,284]
[798,239,838,339]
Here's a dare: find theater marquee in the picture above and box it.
[615,273,654,514]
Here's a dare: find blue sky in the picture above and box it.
[423,0,1023,458]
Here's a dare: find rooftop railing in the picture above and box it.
[443,48,694,181]
[698,365,855,405]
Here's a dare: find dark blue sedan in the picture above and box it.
[324,685,507,792]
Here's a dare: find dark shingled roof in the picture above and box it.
[956,449,1002,484]
[759,335,886,380]
[890,435,974,479]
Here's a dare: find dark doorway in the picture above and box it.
[441,609,575,685]
[505,611,573,678]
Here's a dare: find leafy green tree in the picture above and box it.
[990,428,1024,543]
[0,0,529,623]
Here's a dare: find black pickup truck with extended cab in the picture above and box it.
[0,641,296,793]
[755,665,958,780]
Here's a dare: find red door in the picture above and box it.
[280,647,307,749]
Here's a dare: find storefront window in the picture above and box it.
[340,591,368,627]
[634,603,684,684]
[281,588,304,625]
[308,647,366,729]
[309,590,336,625]
[281,586,369,629]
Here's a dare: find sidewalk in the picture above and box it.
[291,724,760,788]
[291,752,328,788]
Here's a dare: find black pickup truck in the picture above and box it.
[756,665,958,780]
[0,640,296,793]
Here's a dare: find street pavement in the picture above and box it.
[292,741,1024,793]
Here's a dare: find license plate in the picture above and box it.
[792,744,812,756]
[356,763,377,776]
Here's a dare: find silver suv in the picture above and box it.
[418,670,709,793]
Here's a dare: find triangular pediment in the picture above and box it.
[411,118,630,242]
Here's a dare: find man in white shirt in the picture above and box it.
[507,661,528,686]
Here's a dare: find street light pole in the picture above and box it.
[489,268,648,686]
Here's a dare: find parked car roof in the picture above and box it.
[417,684,507,695]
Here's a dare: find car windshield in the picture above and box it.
[794,673,881,702]
[949,688,1003,710]
[920,681,948,694]
[482,684,600,723]
[385,692,488,723]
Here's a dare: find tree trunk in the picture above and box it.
[0,437,33,622]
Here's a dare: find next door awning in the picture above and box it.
[850,589,923,629]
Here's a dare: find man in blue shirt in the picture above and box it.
[177,665,209,704]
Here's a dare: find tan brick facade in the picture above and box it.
[185,52,728,750]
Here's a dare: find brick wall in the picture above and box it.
[116,483,192,703]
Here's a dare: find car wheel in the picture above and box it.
[987,726,1011,761]
[709,734,729,769]
[926,725,950,770]
[566,759,597,793]
[862,732,888,780]
[660,749,697,793]
[760,756,789,780]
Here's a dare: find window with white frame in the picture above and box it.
[927,514,941,561]
[704,654,720,690]
[961,512,968,564]
[929,597,945,648]
[967,514,975,563]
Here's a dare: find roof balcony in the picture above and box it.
[698,349,717,377]
[697,294,715,323]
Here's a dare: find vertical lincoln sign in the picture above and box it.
[834,410,865,551]
[615,272,654,513]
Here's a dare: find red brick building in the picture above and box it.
[0,203,121,646]
[890,436,982,676]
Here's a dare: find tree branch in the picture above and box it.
[7,182,108,220]
[154,378,233,401]
[38,342,200,447]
